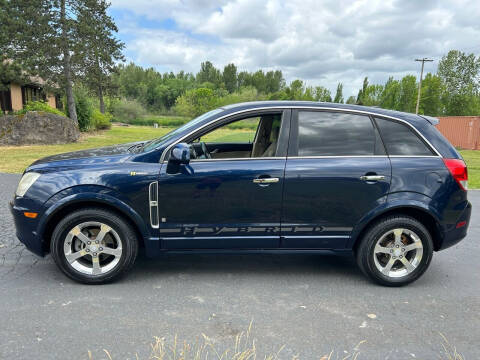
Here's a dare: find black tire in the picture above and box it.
[51,207,138,284]
[355,215,434,287]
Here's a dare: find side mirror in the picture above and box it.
[169,143,190,164]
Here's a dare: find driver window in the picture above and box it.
[202,117,260,144]
[188,113,283,160]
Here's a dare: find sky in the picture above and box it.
[108,0,480,98]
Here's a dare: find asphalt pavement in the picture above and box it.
[0,172,479,359]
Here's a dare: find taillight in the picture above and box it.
[443,158,468,190]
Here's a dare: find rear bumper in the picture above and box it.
[438,201,472,251]
[9,201,45,257]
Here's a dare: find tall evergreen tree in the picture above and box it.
[356,77,369,105]
[334,83,344,103]
[0,0,81,121]
[76,0,125,113]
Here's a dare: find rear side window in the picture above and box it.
[375,118,435,156]
[297,111,384,156]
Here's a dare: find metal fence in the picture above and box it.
[436,116,480,150]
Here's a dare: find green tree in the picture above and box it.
[0,0,82,122]
[314,86,332,102]
[0,59,29,92]
[265,70,284,93]
[398,75,418,113]
[76,0,125,113]
[438,50,480,115]
[222,63,237,93]
[346,95,356,104]
[174,88,216,117]
[197,61,222,87]
[419,73,444,116]
[356,77,369,105]
[286,80,305,100]
[333,83,344,103]
[379,77,401,110]
[362,84,383,106]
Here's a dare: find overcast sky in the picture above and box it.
[108,0,480,97]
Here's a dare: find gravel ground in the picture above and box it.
[0,172,479,359]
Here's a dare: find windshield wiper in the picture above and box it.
[128,142,145,153]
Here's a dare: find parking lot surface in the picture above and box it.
[1,173,479,359]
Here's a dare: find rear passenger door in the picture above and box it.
[281,110,391,249]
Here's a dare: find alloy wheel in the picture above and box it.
[63,221,123,275]
[373,228,424,278]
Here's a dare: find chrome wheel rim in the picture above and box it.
[373,228,423,278]
[63,221,123,276]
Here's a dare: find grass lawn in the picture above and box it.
[1,125,479,189]
[459,150,480,189]
[0,125,256,173]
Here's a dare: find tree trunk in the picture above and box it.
[98,84,105,114]
[64,52,77,122]
[60,0,77,123]
[95,54,105,114]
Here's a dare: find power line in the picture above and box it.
[415,58,434,114]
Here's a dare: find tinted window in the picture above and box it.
[375,118,434,156]
[297,111,382,156]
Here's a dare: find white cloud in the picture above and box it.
[111,0,480,97]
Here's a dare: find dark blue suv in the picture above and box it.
[10,101,471,286]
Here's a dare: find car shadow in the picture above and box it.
[127,250,366,282]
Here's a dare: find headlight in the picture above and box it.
[16,172,41,197]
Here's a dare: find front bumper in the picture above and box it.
[438,201,472,251]
[9,200,45,257]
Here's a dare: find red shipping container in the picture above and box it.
[436,116,480,150]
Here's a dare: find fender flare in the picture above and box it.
[37,186,151,241]
[347,193,442,249]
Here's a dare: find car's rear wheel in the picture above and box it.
[356,215,434,286]
[51,208,138,284]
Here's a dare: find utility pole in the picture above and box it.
[415,58,434,114]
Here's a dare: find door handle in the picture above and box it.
[360,175,385,181]
[253,177,279,184]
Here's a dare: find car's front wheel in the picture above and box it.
[51,208,138,284]
[356,215,434,286]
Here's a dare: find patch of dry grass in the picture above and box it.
[86,323,465,360]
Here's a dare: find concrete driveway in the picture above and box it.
[0,173,478,359]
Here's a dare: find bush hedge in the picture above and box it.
[91,109,112,130]
[15,101,65,117]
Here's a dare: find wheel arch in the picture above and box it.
[350,204,443,253]
[40,195,149,254]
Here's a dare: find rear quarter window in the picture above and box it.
[374,117,435,156]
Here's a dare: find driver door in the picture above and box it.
[157,110,290,250]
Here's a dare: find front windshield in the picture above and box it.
[142,108,223,152]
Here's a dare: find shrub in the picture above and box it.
[111,99,146,122]
[75,95,94,131]
[174,88,217,118]
[128,116,190,127]
[174,87,264,118]
[66,86,94,131]
[15,101,65,116]
[91,109,112,130]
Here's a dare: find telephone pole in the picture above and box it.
[415,58,434,114]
